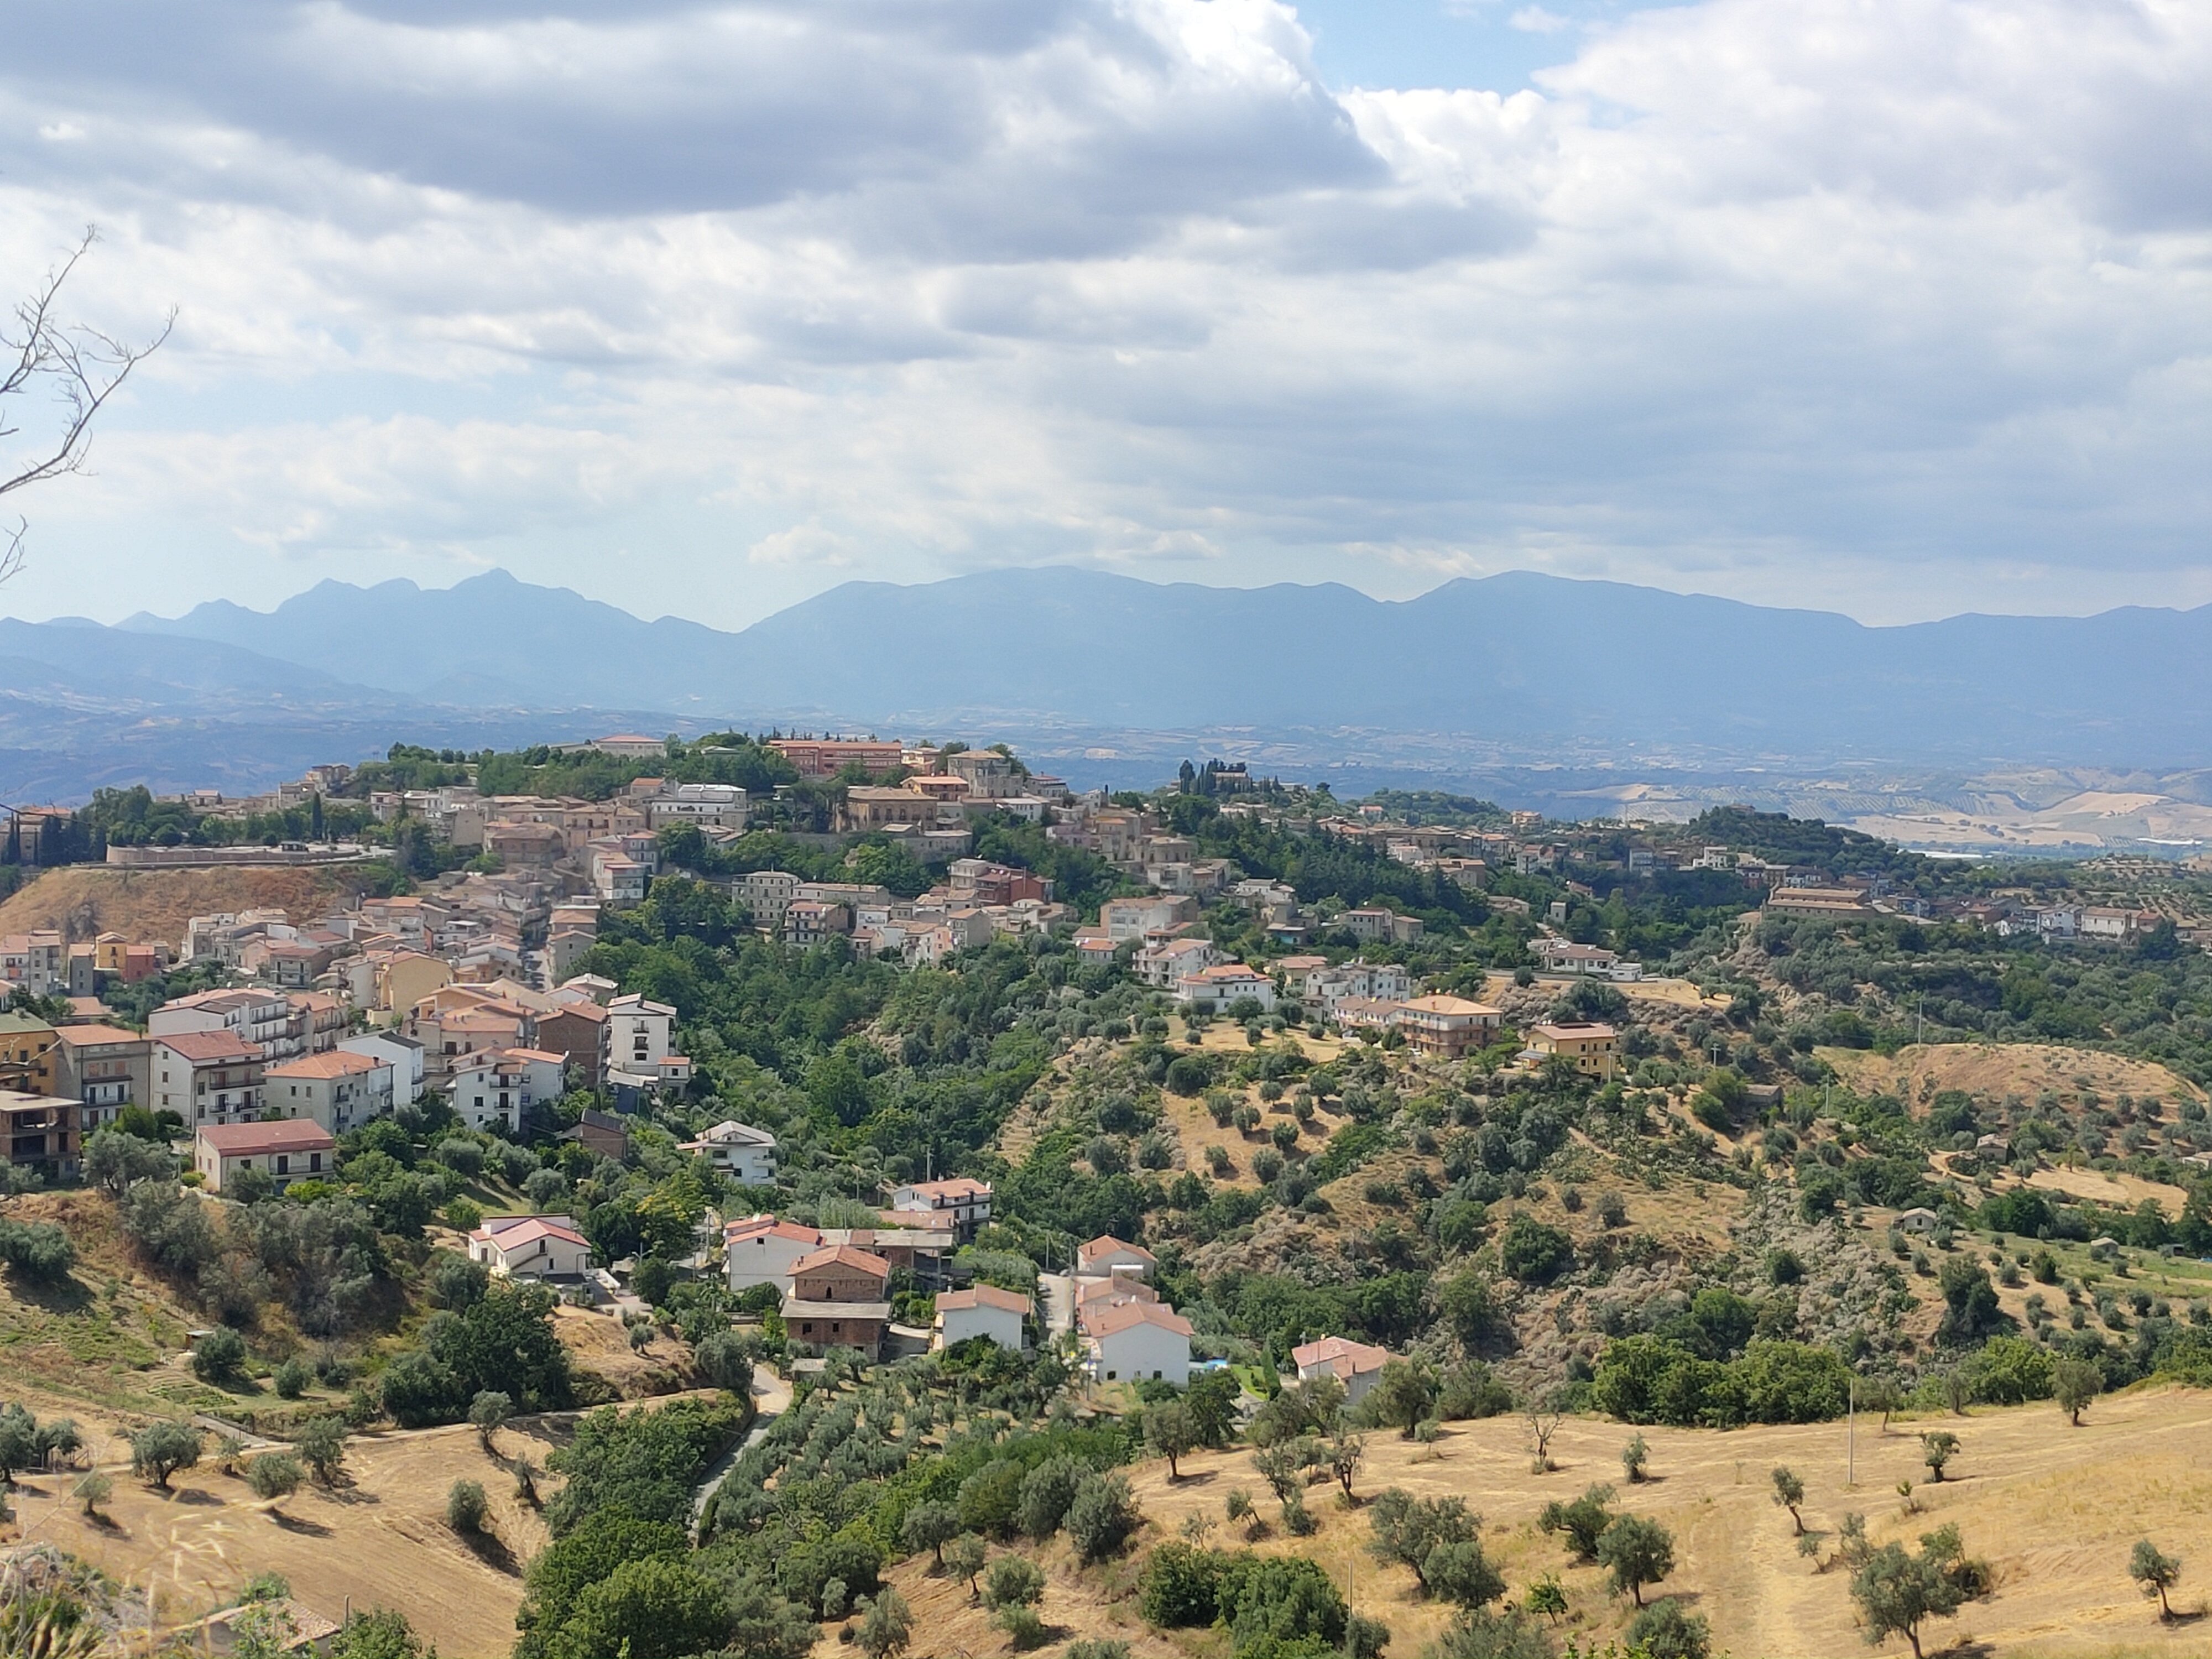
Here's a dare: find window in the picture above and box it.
[276,1155,290,1174]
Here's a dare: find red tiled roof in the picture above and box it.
[196,1121,335,1156]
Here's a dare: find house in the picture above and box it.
[647,783,748,830]
[450,1048,566,1135]
[933,1284,1030,1352]
[0,1013,58,1096]
[263,1050,393,1135]
[1337,907,1422,945]
[1,1090,80,1183]
[1764,887,1876,919]
[1175,962,1278,1012]
[1526,1021,1620,1081]
[782,900,851,945]
[888,1176,993,1237]
[789,1244,893,1302]
[49,1024,152,1134]
[1896,1207,1940,1234]
[151,987,295,1057]
[1271,956,1330,996]
[769,738,904,778]
[195,1120,335,1195]
[724,1215,827,1295]
[1532,939,1620,975]
[682,1119,779,1185]
[1393,995,1505,1061]
[561,1107,629,1162]
[1085,1300,1193,1385]
[1076,1235,1156,1281]
[607,993,675,1074]
[373,950,454,1014]
[338,1031,425,1110]
[1076,1275,1159,1322]
[154,1031,267,1126]
[1099,894,1200,942]
[1292,1336,1395,1405]
[784,1244,893,1357]
[738,870,803,929]
[468,1215,591,1280]
[1135,937,1219,989]
[534,1000,608,1090]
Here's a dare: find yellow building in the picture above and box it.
[0,1013,59,1095]
[1527,1020,1619,1081]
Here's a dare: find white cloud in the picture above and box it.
[0,0,2207,629]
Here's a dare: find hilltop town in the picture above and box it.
[2,732,2211,1657]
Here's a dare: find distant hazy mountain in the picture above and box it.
[60,563,2212,784]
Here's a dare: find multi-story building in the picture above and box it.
[0,1013,59,1096]
[264,1050,394,1134]
[1,1089,79,1183]
[769,739,902,779]
[0,931,65,995]
[738,870,802,930]
[154,1032,267,1126]
[1392,995,1506,1061]
[338,1031,425,1110]
[888,1176,993,1238]
[449,1047,566,1135]
[50,1024,154,1135]
[194,1120,333,1194]
[1526,1020,1620,1080]
[150,987,297,1059]
[680,1119,779,1185]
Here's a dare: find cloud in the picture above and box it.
[0,0,2207,630]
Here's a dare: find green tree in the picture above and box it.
[983,1554,1046,1613]
[1627,1597,1712,1659]
[328,1608,428,1659]
[515,1513,688,1653]
[1370,1358,1438,1438]
[2130,1540,2182,1620]
[272,1359,309,1400]
[73,1470,112,1518]
[1369,1489,1480,1594]
[1436,1606,1556,1658]
[1524,1574,1567,1623]
[1145,1401,1197,1478]
[1771,1466,1806,1534]
[130,1421,202,1489]
[1920,1430,1959,1482]
[192,1326,248,1386]
[559,1556,734,1659]
[1537,1485,1616,1562]
[1850,1540,1963,1659]
[1065,1470,1141,1564]
[0,1404,40,1484]
[859,1587,914,1659]
[1621,1433,1649,1483]
[2054,1357,2101,1427]
[902,1499,961,1566]
[469,1390,513,1450]
[296,1416,349,1486]
[1423,1539,1507,1609]
[246,1453,306,1506]
[1596,1515,1676,1606]
[945,1533,987,1598]
[82,1127,173,1197]
[694,1331,755,1395]
[447,1478,488,1532]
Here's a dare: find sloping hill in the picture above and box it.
[0,865,378,953]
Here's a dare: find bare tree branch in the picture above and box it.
[0,227,173,581]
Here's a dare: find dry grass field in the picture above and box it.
[0,1418,552,1656]
[1822,1042,2208,1110]
[1114,1385,2212,1659]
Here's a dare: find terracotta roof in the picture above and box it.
[1087,1300,1193,1340]
[473,1217,587,1250]
[52,1024,148,1046]
[1292,1335,1394,1376]
[1077,1234,1155,1266]
[1397,995,1503,1016]
[196,1121,335,1156]
[937,1284,1032,1314]
[792,1244,892,1279]
[725,1215,825,1246]
[267,1051,382,1079]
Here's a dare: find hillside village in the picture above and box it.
[2,733,2212,1657]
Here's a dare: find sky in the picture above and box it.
[0,0,2207,632]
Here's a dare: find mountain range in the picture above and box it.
[0,565,2208,805]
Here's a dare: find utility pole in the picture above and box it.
[1846,1373,1856,1489]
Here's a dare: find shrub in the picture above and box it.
[1016,1454,1088,1540]
[1537,1485,1616,1562]
[297,1416,349,1485]
[1626,1597,1711,1659]
[191,1326,248,1386]
[272,1358,310,1400]
[0,1217,76,1281]
[1065,1470,1141,1563]
[246,1453,305,1503]
[982,1555,1045,1612]
[447,1478,489,1532]
[1498,1215,1573,1284]
[1140,1542,1224,1626]
[1437,1606,1556,1658]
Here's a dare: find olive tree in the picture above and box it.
[2130,1540,2182,1621]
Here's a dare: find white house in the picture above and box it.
[1175,962,1278,1012]
[648,783,749,830]
[888,1177,993,1235]
[1135,937,1219,989]
[1896,1207,1940,1234]
[263,1050,394,1135]
[1292,1336,1395,1406]
[724,1214,827,1295]
[450,1047,567,1135]
[468,1215,591,1280]
[1076,1235,1156,1281]
[608,992,676,1071]
[1086,1300,1193,1386]
[933,1284,1030,1352]
[682,1119,779,1186]
[338,1030,425,1110]
[194,1121,336,1195]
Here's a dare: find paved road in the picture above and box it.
[688,1371,790,1538]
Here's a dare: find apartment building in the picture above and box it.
[154,1031,266,1125]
